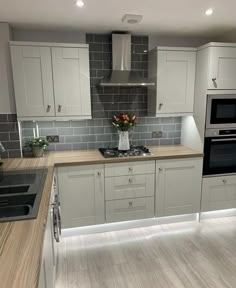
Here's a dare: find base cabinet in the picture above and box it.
[38,189,55,288]
[201,175,236,212]
[156,158,203,217]
[57,165,105,229]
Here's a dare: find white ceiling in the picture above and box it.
[0,0,236,37]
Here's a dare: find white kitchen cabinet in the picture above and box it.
[201,175,236,212]
[148,47,196,116]
[39,188,55,288]
[10,45,55,118]
[57,164,105,229]
[208,46,236,89]
[52,47,91,117]
[156,158,203,217]
[10,42,91,120]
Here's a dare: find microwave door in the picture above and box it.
[206,96,236,129]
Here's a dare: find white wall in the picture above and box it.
[149,35,217,50]
[13,28,86,43]
[0,23,16,113]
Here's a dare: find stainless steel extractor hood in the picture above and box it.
[100,34,155,87]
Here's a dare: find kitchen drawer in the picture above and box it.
[105,174,155,200]
[201,175,236,212]
[106,197,154,223]
[105,161,155,177]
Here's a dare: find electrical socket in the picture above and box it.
[152,131,163,138]
[46,135,59,143]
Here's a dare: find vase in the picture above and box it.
[32,146,44,158]
[118,131,130,151]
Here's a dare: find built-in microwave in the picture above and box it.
[206,94,236,129]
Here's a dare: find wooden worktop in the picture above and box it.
[0,145,203,288]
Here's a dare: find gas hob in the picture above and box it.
[99,146,151,158]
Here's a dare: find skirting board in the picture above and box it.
[62,213,198,237]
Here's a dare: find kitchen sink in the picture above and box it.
[0,205,31,218]
[0,185,30,195]
[0,169,47,222]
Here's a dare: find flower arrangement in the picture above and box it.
[112,113,137,131]
[25,137,49,148]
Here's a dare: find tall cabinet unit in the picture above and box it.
[57,165,105,229]
[148,47,196,116]
[10,42,91,120]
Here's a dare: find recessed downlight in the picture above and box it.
[205,8,213,16]
[76,0,84,8]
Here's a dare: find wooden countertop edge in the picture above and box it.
[0,145,203,288]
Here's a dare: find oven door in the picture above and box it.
[203,136,236,175]
[206,95,236,129]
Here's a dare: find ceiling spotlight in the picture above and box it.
[205,8,213,16]
[76,0,84,8]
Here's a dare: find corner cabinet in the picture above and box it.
[208,46,236,89]
[201,175,236,212]
[156,158,203,217]
[10,42,91,120]
[57,165,105,229]
[148,47,196,116]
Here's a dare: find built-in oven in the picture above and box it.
[206,94,236,129]
[203,128,236,176]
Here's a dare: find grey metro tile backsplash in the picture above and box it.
[0,34,182,157]
[0,114,21,158]
[21,117,181,152]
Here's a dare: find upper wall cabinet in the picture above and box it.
[10,42,91,120]
[208,46,236,90]
[148,47,196,116]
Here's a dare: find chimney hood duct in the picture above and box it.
[99,34,155,87]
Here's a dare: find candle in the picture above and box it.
[33,128,36,138]
[36,124,39,138]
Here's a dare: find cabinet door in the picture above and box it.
[52,47,91,117]
[201,176,236,212]
[57,165,105,228]
[10,45,55,117]
[156,158,202,217]
[157,50,196,114]
[208,47,236,89]
[43,203,55,288]
[38,259,46,288]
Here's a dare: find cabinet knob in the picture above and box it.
[129,201,133,207]
[212,77,217,82]
[58,105,62,112]
[129,178,133,183]
[47,105,51,112]
[222,179,227,184]
[97,171,102,176]
[129,167,133,172]
[159,168,163,172]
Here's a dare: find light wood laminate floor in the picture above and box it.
[56,217,236,288]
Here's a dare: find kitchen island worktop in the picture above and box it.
[0,145,203,288]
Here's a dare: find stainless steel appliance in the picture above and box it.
[99,33,155,87]
[203,128,236,176]
[206,94,236,129]
[99,145,151,158]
